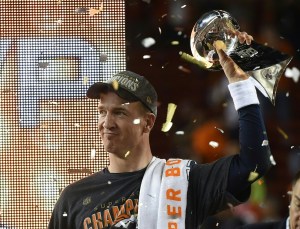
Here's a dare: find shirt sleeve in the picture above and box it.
[227,79,272,201]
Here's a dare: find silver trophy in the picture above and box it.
[188,10,293,105]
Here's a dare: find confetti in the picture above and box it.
[99,53,108,62]
[89,8,101,16]
[133,119,140,124]
[75,8,87,14]
[214,126,224,134]
[285,67,300,83]
[178,65,191,73]
[209,141,219,148]
[63,212,67,217]
[158,27,162,34]
[269,155,276,165]
[108,181,112,185]
[248,165,259,182]
[161,103,177,132]
[181,4,187,8]
[112,80,119,91]
[83,76,89,85]
[141,37,156,48]
[277,127,288,139]
[179,51,213,69]
[125,151,130,158]
[89,3,103,17]
[214,40,226,51]
[38,62,49,69]
[91,149,96,159]
[286,92,289,97]
[175,131,184,135]
[261,140,269,146]
[143,55,151,59]
[171,41,179,45]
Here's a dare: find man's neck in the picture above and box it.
[108,151,153,173]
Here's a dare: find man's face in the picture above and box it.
[97,92,150,157]
[290,178,300,229]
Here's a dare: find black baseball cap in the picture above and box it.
[86,71,158,116]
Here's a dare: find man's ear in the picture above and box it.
[144,113,156,133]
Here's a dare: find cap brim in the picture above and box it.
[86,82,110,99]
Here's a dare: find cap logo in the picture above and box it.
[108,74,139,92]
[146,96,152,104]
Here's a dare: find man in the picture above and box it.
[238,170,300,229]
[48,33,273,229]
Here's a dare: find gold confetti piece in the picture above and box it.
[161,103,177,132]
[112,80,119,91]
[277,126,288,139]
[214,40,226,51]
[248,165,259,182]
[171,41,179,45]
[89,2,103,16]
[83,76,89,85]
[124,151,131,158]
[179,51,213,69]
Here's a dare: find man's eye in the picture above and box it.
[98,110,106,116]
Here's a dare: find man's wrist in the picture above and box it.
[228,78,259,110]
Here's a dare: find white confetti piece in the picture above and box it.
[209,141,219,148]
[107,181,112,185]
[261,140,269,146]
[143,55,151,59]
[91,149,96,159]
[286,92,289,97]
[158,27,162,34]
[269,155,276,165]
[141,37,156,48]
[175,131,184,135]
[63,212,67,217]
[181,4,187,8]
[133,119,141,124]
[285,67,300,83]
[214,126,224,133]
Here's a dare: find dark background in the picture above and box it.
[125,0,300,224]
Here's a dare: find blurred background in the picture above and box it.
[0,0,299,228]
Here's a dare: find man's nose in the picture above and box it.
[102,113,115,129]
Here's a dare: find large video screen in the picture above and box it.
[0,0,126,228]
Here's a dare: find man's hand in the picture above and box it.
[214,31,253,84]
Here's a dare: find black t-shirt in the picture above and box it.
[48,155,240,229]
